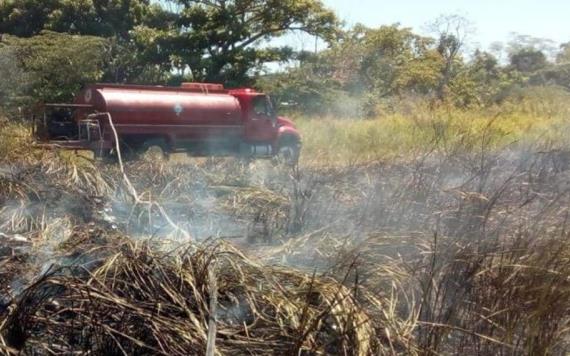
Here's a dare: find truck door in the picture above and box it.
[246,95,277,142]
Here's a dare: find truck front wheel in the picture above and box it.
[274,137,301,166]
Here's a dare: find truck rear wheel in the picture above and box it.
[142,139,170,162]
[103,141,140,163]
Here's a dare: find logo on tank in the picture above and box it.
[174,103,183,116]
[84,89,92,103]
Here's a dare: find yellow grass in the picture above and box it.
[296,106,570,166]
[0,119,31,161]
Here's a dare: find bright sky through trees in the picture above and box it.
[287,0,568,51]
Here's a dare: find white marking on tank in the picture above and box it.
[84,89,92,103]
[174,103,183,116]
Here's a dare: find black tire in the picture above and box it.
[142,138,170,161]
[274,136,301,166]
[101,140,142,163]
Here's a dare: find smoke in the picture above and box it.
[3,139,570,317]
[247,143,570,273]
[0,155,299,305]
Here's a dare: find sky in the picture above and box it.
[287,0,569,52]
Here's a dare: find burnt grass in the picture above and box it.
[2,143,570,355]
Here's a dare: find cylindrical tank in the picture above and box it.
[73,84,243,126]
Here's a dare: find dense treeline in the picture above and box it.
[265,23,570,116]
[0,0,568,117]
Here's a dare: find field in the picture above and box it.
[297,89,570,166]
[2,96,570,355]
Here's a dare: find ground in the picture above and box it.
[2,104,570,354]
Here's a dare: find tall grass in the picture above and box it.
[295,90,570,166]
[0,118,32,163]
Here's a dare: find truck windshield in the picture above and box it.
[252,96,276,119]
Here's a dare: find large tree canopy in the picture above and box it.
[0,31,108,104]
[311,25,442,97]
[154,0,339,84]
[509,48,548,73]
[0,0,339,85]
[0,1,183,84]
[0,0,150,38]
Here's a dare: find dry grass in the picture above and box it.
[1,234,393,355]
[295,90,570,166]
[2,97,570,355]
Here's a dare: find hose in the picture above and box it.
[104,112,192,240]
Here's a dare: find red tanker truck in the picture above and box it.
[33,82,301,164]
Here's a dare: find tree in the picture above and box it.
[1,31,108,104]
[448,50,502,107]
[258,65,343,115]
[357,25,441,97]
[0,45,30,116]
[0,0,170,84]
[557,42,570,64]
[158,0,339,85]
[321,25,442,96]
[529,42,570,90]
[105,4,181,84]
[260,24,445,116]
[509,48,548,73]
[0,0,151,38]
[426,14,474,101]
[489,41,506,63]
[507,33,557,60]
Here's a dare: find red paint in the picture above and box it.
[36,83,301,162]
